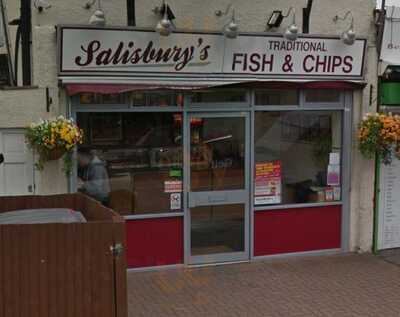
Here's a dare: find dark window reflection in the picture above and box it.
[77,112,183,215]
[254,111,342,206]
[190,117,245,191]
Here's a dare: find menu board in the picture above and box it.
[254,161,282,205]
[378,158,400,250]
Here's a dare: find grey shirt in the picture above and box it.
[81,156,110,202]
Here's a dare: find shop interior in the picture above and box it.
[75,89,343,218]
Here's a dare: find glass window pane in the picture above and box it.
[254,111,342,206]
[79,93,96,104]
[305,90,341,103]
[77,112,183,215]
[191,204,245,256]
[190,117,245,191]
[130,91,184,107]
[190,90,247,103]
[78,93,126,104]
[255,90,299,105]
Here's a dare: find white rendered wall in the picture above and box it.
[0,0,378,252]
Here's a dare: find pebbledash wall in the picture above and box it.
[0,0,377,253]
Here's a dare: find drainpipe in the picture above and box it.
[20,0,31,86]
[373,0,386,254]
[127,0,135,26]
[302,0,313,34]
[376,0,386,57]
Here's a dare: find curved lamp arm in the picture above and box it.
[215,3,233,17]
[283,7,296,25]
[333,11,354,29]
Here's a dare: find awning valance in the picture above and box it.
[65,83,209,95]
[64,80,366,96]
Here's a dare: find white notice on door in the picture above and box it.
[170,193,181,210]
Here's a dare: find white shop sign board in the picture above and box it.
[381,6,400,65]
[378,158,400,250]
[58,26,366,80]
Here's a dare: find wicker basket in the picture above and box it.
[46,148,66,161]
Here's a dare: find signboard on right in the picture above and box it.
[58,26,367,81]
[381,6,400,65]
[378,158,400,250]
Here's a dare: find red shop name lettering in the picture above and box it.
[75,38,211,71]
[232,53,353,73]
[303,55,353,73]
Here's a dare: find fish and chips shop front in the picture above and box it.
[57,25,367,269]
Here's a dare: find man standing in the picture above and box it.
[77,149,110,205]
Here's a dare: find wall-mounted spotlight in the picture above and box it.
[282,7,298,41]
[224,9,238,39]
[333,11,356,45]
[84,0,106,26]
[34,0,51,13]
[266,10,284,29]
[153,1,175,36]
[215,4,239,39]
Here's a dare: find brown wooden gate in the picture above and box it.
[0,194,127,317]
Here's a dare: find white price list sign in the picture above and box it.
[378,158,400,250]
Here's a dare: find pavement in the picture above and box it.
[127,254,400,317]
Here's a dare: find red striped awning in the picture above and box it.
[64,80,366,96]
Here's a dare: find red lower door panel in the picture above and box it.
[126,217,183,268]
[254,205,341,256]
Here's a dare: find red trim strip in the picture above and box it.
[254,205,342,256]
[65,80,365,96]
[125,217,184,268]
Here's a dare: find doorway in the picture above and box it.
[0,129,34,196]
[185,112,250,265]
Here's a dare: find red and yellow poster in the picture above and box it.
[254,161,282,205]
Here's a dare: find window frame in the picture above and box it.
[252,109,345,210]
[70,89,351,220]
[302,89,345,107]
[186,89,250,108]
[71,95,185,218]
[253,89,300,107]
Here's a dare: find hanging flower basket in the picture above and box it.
[358,112,400,165]
[46,148,66,161]
[25,116,84,175]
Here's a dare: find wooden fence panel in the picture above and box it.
[3,225,19,317]
[0,194,127,317]
[28,224,40,317]
[0,226,3,317]
[94,222,115,317]
[73,223,84,317]
[47,224,58,317]
[19,225,32,317]
[114,221,128,317]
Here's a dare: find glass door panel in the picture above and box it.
[190,117,245,191]
[191,204,245,256]
[187,113,249,265]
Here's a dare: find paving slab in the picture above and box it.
[128,254,400,317]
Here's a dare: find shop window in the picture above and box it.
[254,111,342,206]
[255,90,299,106]
[190,116,245,191]
[76,112,183,216]
[79,93,126,104]
[130,91,184,107]
[190,90,247,104]
[304,90,341,103]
